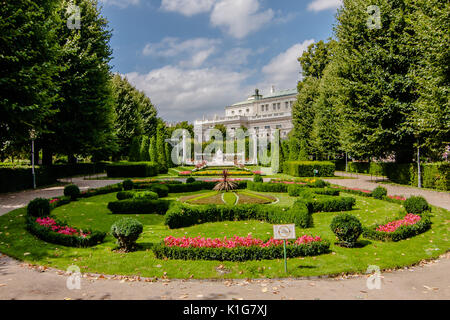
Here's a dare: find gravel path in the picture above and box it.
[325,172,450,210]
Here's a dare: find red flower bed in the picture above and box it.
[163,235,322,249]
[36,217,90,237]
[388,195,406,201]
[376,214,421,233]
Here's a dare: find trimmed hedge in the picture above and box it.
[288,185,340,197]
[0,167,56,193]
[79,183,123,198]
[247,181,288,193]
[363,215,432,242]
[106,162,159,178]
[404,196,431,215]
[107,199,171,215]
[27,198,51,217]
[283,161,335,177]
[300,196,356,213]
[152,240,330,261]
[137,181,248,194]
[371,186,387,200]
[26,216,105,247]
[64,184,80,201]
[164,203,308,229]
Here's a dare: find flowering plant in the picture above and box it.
[387,195,406,201]
[375,214,421,233]
[35,216,90,238]
[163,235,322,249]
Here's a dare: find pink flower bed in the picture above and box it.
[179,171,192,175]
[376,214,421,233]
[337,186,372,194]
[163,235,322,249]
[270,181,306,185]
[36,217,90,237]
[49,198,59,204]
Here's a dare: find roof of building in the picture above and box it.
[230,88,297,107]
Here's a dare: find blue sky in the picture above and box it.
[99,0,342,122]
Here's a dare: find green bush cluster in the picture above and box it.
[110,218,143,252]
[186,177,196,183]
[106,162,158,178]
[107,199,171,215]
[288,185,339,197]
[247,181,288,193]
[301,197,356,213]
[79,183,123,198]
[404,196,431,215]
[133,191,158,200]
[363,215,432,242]
[371,186,387,200]
[122,179,134,190]
[283,161,335,177]
[27,198,51,217]
[149,184,169,197]
[330,214,363,247]
[64,184,80,201]
[152,240,330,261]
[253,174,263,183]
[116,191,135,200]
[26,216,105,247]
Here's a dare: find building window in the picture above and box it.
[277,103,280,109]
[265,125,270,129]
[232,111,235,115]
[272,104,276,110]
[276,125,282,129]
[261,105,264,111]
[246,108,249,113]
[285,102,289,109]
[254,127,259,131]
[266,105,269,111]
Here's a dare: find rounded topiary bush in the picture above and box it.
[133,191,158,200]
[64,184,80,201]
[371,186,387,199]
[330,214,363,248]
[404,196,431,215]
[312,179,329,188]
[186,177,196,184]
[150,184,169,198]
[27,198,51,217]
[253,174,263,183]
[122,179,134,191]
[111,218,143,252]
[290,201,313,228]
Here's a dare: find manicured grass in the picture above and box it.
[0,191,448,279]
[222,192,237,205]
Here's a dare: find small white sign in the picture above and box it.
[273,224,296,240]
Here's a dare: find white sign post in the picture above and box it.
[273,224,296,273]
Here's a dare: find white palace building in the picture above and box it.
[194,86,297,140]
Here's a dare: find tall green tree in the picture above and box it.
[42,0,117,164]
[0,0,61,157]
[139,135,150,161]
[334,0,419,162]
[156,123,168,173]
[149,136,157,163]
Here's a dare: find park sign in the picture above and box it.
[273,224,296,273]
[273,224,296,240]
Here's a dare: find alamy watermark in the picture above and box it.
[66,265,81,290]
[367,5,382,30]
[67,4,81,30]
[366,265,382,290]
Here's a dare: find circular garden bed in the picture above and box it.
[0,180,448,279]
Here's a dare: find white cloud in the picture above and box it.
[125,66,250,121]
[142,37,221,57]
[221,48,253,66]
[99,0,140,8]
[160,0,216,16]
[210,0,274,39]
[261,39,314,90]
[307,0,342,12]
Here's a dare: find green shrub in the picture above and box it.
[253,174,263,183]
[283,161,335,177]
[116,191,135,200]
[110,218,143,252]
[312,179,329,188]
[133,191,158,200]
[122,179,134,190]
[152,240,330,261]
[302,196,356,213]
[404,196,431,215]
[107,199,171,215]
[64,184,80,200]
[27,198,51,217]
[288,185,339,197]
[106,162,158,178]
[371,186,387,200]
[247,181,288,193]
[422,162,450,191]
[79,184,123,198]
[26,216,105,247]
[330,214,363,247]
[150,184,169,197]
[363,214,432,241]
[186,177,196,183]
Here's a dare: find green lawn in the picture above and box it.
[0,191,448,279]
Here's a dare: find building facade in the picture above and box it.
[194,87,296,140]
